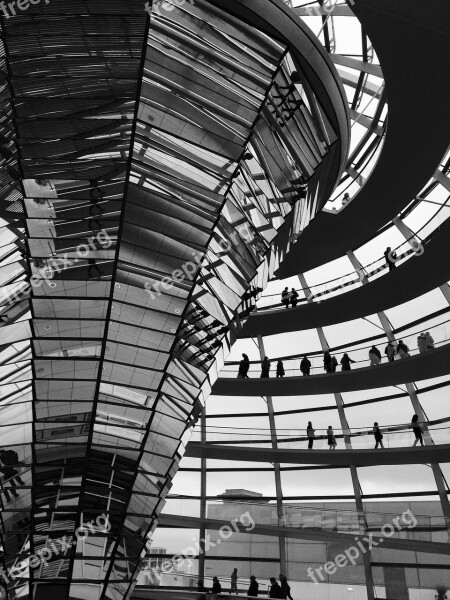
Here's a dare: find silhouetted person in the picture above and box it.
[276,360,285,378]
[327,426,337,450]
[307,421,315,449]
[385,247,397,271]
[289,288,299,308]
[0,449,24,503]
[230,568,238,594]
[331,355,338,372]
[342,192,350,206]
[197,580,207,600]
[300,355,311,376]
[269,578,284,599]
[396,339,410,358]
[211,577,222,594]
[426,331,435,350]
[411,414,424,446]
[281,287,290,309]
[385,341,396,362]
[260,357,270,378]
[279,575,293,600]
[323,351,332,373]
[369,345,382,366]
[238,353,250,378]
[248,575,259,597]
[341,353,355,371]
[417,332,427,354]
[373,422,384,448]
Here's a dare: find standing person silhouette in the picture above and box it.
[341,353,355,371]
[279,575,293,600]
[230,568,238,594]
[307,422,315,449]
[385,247,397,271]
[396,340,410,359]
[281,287,290,309]
[248,575,259,597]
[289,288,299,308]
[211,577,222,594]
[269,578,283,599]
[300,356,311,376]
[425,331,435,350]
[238,354,250,378]
[385,341,396,362]
[327,426,337,450]
[331,355,338,372]
[197,580,207,600]
[260,357,270,378]
[276,360,285,378]
[323,351,332,373]
[369,345,382,366]
[411,414,424,446]
[373,422,384,448]
[417,332,427,354]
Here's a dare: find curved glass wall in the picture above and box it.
[0,1,349,599]
[149,4,450,600]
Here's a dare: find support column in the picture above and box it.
[298,272,375,600]
[298,274,329,351]
[433,169,450,193]
[393,215,422,252]
[404,383,450,535]
[335,392,376,600]
[347,251,450,538]
[439,283,450,305]
[346,251,396,343]
[257,335,287,574]
[198,408,207,580]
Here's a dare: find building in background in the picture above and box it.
[204,494,448,600]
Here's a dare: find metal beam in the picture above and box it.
[295,5,354,17]
[332,55,383,78]
[257,335,287,575]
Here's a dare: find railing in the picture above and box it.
[256,185,450,310]
[189,419,450,450]
[256,244,419,310]
[222,325,448,377]
[133,588,266,600]
[295,0,388,209]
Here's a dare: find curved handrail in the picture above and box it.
[191,424,449,449]
[261,242,414,301]
[224,318,448,375]
[258,240,426,309]
[199,415,450,437]
[295,1,388,210]
[258,176,449,309]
